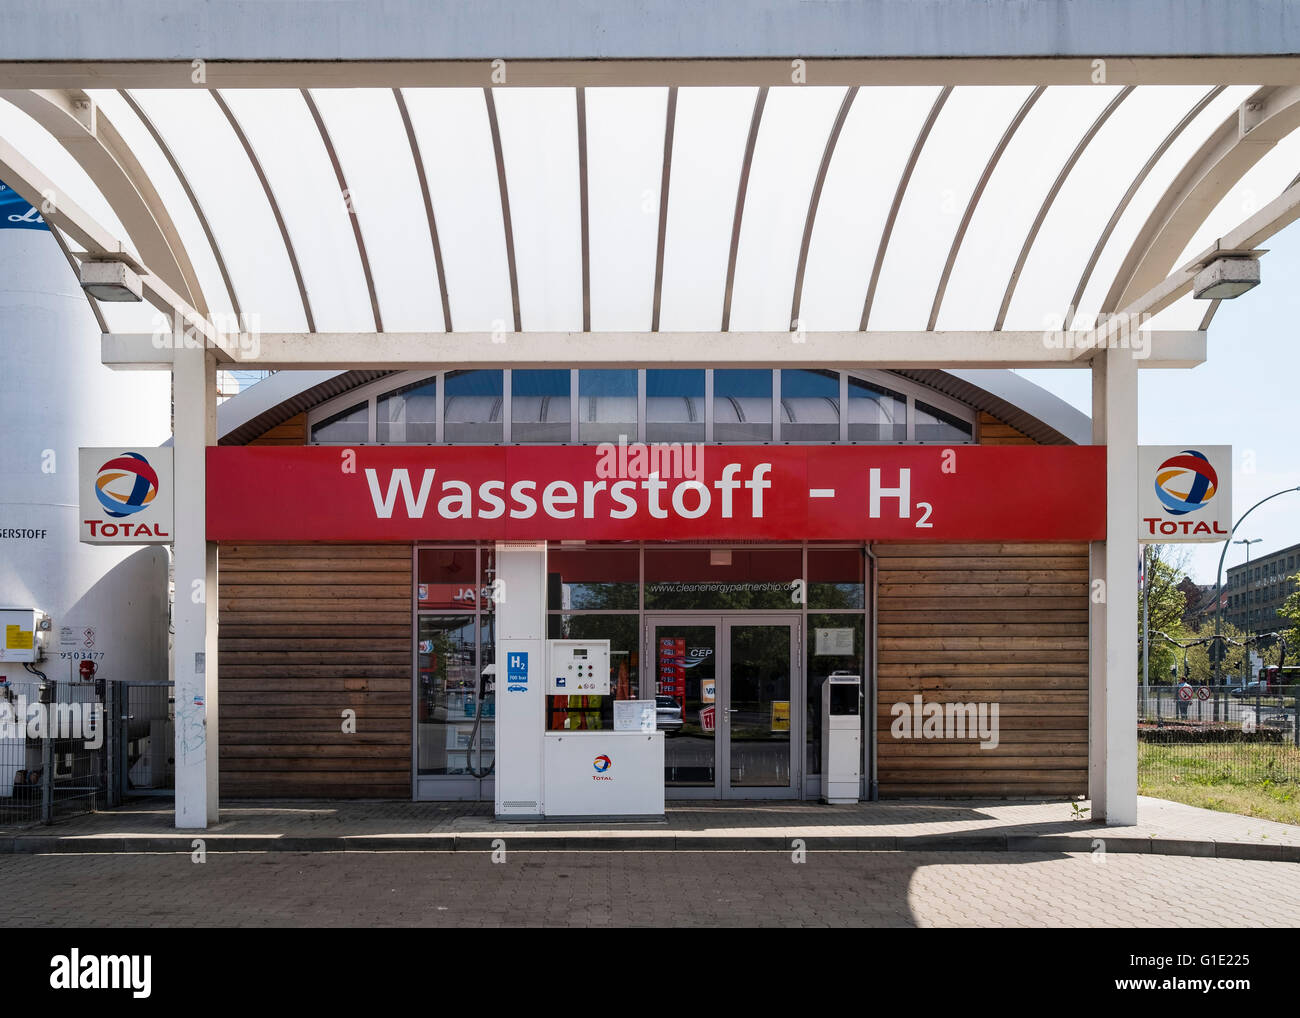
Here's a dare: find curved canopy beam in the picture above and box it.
[1109,84,1300,312]
[860,86,951,330]
[1064,86,1224,329]
[0,88,207,316]
[120,89,242,322]
[212,89,316,332]
[303,88,383,331]
[929,85,1044,330]
[996,86,1133,330]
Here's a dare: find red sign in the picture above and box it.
[206,445,1106,542]
[699,705,716,733]
[657,636,686,708]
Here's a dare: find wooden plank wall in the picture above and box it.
[874,542,1089,796]
[218,544,412,797]
[977,411,1035,445]
[247,412,307,446]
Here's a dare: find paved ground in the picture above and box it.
[2,849,1297,927]
[5,796,1298,859]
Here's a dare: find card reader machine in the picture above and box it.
[821,673,862,804]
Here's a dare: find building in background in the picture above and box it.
[1224,542,1300,635]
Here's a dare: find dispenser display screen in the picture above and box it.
[829,683,860,716]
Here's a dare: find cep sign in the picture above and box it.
[78,447,174,544]
[1138,445,1232,543]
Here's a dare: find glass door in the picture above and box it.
[647,615,801,798]
[723,618,799,798]
[649,618,721,794]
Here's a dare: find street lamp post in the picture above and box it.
[1235,537,1261,713]
[1235,538,1262,644]
[1213,487,1300,685]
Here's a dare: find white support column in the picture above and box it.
[1091,347,1139,826]
[1088,355,1107,817]
[173,347,219,829]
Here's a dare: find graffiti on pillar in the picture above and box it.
[178,695,206,763]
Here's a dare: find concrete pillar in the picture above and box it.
[1090,347,1139,826]
[173,347,219,829]
[1088,354,1107,818]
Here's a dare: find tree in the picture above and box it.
[1141,544,1189,684]
[1280,572,1300,656]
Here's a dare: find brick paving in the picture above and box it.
[3,796,1298,860]
[0,850,1295,927]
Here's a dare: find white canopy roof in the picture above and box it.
[5,80,1298,345]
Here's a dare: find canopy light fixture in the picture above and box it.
[1193,253,1261,300]
[79,260,143,302]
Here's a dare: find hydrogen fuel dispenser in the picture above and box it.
[821,674,862,804]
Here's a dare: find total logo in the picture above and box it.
[83,452,169,538]
[592,754,613,781]
[1144,449,1227,538]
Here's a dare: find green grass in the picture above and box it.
[1139,741,1300,825]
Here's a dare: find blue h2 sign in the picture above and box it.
[506,652,529,693]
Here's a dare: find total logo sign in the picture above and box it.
[78,448,174,545]
[1137,445,1231,543]
[592,754,613,781]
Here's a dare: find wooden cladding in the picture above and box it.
[218,544,411,798]
[874,543,1089,798]
[978,411,1035,446]
[247,412,307,446]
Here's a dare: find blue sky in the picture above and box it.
[1018,219,1300,587]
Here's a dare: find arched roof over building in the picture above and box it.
[3,2,1299,382]
[214,366,1089,447]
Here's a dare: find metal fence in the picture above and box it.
[1138,682,1300,789]
[0,676,173,826]
[0,677,106,825]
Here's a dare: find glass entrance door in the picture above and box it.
[724,618,798,797]
[648,616,800,798]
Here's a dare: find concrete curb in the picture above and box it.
[2,831,1297,860]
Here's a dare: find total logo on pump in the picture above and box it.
[592,754,613,781]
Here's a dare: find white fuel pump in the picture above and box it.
[541,638,664,818]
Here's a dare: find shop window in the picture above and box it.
[416,615,483,776]
[806,614,865,777]
[512,369,571,443]
[546,547,639,610]
[444,370,503,443]
[713,368,772,442]
[310,401,368,444]
[847,377,906,442]
[377,378,437,443]
[914,401,972,443]
[808,547,865,609]
[417,548,479,609]
[780,369,839,442]
[545,614,640,731]
[646,368,704,444]
[578,369,637,444]
[644,546,802,610]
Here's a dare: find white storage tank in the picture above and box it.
[0,198,170,695]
